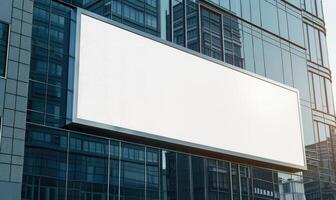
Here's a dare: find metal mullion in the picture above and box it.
[238,164,242,200]
[189,155,193,200]
[118,142,121,200]
[145,146,147,200]
[229,162,233,200]
[65,131,70,200]
[107,140,111,200]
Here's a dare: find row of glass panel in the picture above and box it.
[22,124,305,200]
[304,23,330,68]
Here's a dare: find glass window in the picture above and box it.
[120,143,145,200]
[243,32,254,72]
[172,0,185,47]
[286,0,301,7]
[307,25,318,63]
[161,151,177,200]
[219,0,230,10]
[147,148,160,200]
[223,14,243,68]
[260,0,279,34]
[319,33,329,68]
[177,153,191,200]
[23,125,68,200]
[251,0,261,26]
[231,0,241,16]
[241,0,251,21]
[0,22,9,78]
[278,9,289,40]
[253,36,265,76]
[201,7,223,61]
[192,156,206,200]
[312,73,323,110]
[287,14,304,47]
[264,42,283,83]
[282,49,293,86]
[325,80,335,115]
[292,53,310,102]
[316,0,324,19]
[186,0,200,52]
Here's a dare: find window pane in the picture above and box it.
[325,80,335,115]
[288,14,304,47]
[251,0,261,25]
[253,36,265,76]
[320,33,330,68]
[278,9,289,40]
[120,143,145,200]
[201,8,223,61]
[0,22,9,77]
[264,42,283,83]
[282,49,293,86]
[186,0,200,52]
[292,54,310,102]
[241,0,251,21]
[260,1,279,34]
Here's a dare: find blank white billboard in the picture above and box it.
[72,12,306,169]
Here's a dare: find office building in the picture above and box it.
[0,0,334,199]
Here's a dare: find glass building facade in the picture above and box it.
[0,0,335,199]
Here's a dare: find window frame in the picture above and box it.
[0,21,10,79]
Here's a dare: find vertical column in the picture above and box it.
[0,0,33,199]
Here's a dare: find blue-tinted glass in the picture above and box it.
[109,140,119,200]
[231,0,241,16]
[207,159,217,200]
[251,0,261,26]
[304,0,312,14]
[316,0,324,19]
[325,80,335,115]
[286,0,301,7]
[231,164,240,199]
[120,143,145,199]
[220,0,230,10]
[67,133,109,200]
[243,32,254,72]
[192,156,205,200]
[312,73,323,110]
[320,33,329,68]
[282,49,294,86]
[218,161,231,199]
[147,148,160,200]
[201,8,223,61]
[0,22,9,77]
[172,0,185,46]
[264,42,284,83]
[240,166,252,199]
[23,125,68,200]
[253,36,265,76]
[223,14,243,68]
[260,1,279,34]
[278,9,289,40]
[241,0,251,21]
[307,26,317,63]
[28,81,47,113]
[252,167,274,199]
[186,0,200,52]
[292,53,310,102]
[161,151,177,200]
[177,153,191,200]
[288,13,304,47]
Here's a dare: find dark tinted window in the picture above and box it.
[0,22,9,77]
